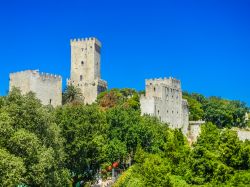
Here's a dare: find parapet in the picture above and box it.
[145,77,181,89]
[10,69,39,76]
[10,70,62,81]
[39,72,62,81]
[70,37,101,47]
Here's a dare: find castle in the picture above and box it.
[67,38,107,104]
[9,37,107,106]
[8,37,191,135]
[7,37,250,141]
[140,77,189,134]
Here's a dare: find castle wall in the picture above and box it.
[9,70,62,107]
[237,130,250,141]
[140,96,157,116]
[69,37,107,104]
[188,121,205,142]
[182,99,189,135]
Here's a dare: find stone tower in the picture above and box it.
[68,37,107,104]
[140,77,189,134]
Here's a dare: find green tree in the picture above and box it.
[203,97,249,128]
[97,88,140,110]
[55,104,108,180]
[103,138,127,163]
[0,148,26,186]
[0,88,69,186]
[62,85,83,104]
[183,93,204,120]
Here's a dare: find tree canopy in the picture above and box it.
[0,88,249,186]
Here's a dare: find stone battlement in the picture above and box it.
[39,72,62,81]
[10,70,62,81]
[146,77,181,89]
[70,37,101,47]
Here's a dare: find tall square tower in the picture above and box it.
[68,37,107,104]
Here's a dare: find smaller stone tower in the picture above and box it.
[68,37,107,104]
[140,77,189,134]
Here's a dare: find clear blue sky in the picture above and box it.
[0,0,249,105]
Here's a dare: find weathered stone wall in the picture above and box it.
[68,37,107,104]
[9,70,62,107]
[140,77,189,134]
[237,129,250,141]
[188,121,205,142]
[182,99,189,135]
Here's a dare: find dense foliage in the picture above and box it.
[0,89,69,186]
[115,123,250,186]
[183,92,249,128]
[0,88,249,186]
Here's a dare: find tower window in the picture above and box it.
[154,87,156,92]
[81,61,84,65]
[49,99,52,104]
[80,75,83,81]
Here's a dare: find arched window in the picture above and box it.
[80,75,83,81]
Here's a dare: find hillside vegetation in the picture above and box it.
[0,88,249,186]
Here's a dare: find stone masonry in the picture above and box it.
[237,129,250,141]
[140,77,189,134]
[188,121,206,142]
[9,70,62,107]
[67,37,107,104]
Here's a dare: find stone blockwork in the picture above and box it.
[67,37,107,104]
[9,70,62,107]
[188,121,206,142]
[237,129,250,141]
[140,77,189,134]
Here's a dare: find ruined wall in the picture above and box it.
[188,121,205,142]
[237,129,250,141]
[68,37,107,104]
[9,70,62,107]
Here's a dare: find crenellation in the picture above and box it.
[38,72,62,80]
